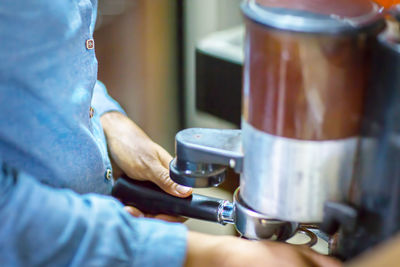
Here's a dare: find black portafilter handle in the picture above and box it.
[112,176,229,224]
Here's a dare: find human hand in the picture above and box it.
[123,206,186,223]
[185,232,342,267]
[101,112,192,221]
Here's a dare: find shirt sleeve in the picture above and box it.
[92,80,126,116]
[0,162,188,267]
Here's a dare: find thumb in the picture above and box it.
[151,165,193,198]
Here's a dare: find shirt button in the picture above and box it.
[86,39,95,50]
[89,107,94,119]
[105,168,112,181]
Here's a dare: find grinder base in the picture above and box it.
[233,188,299,241]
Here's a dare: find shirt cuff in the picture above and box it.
[0,161,189,267]
[91,80,126,117]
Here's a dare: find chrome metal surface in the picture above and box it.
[302,224,330,242]
[297,227,318,247]
[218,200,235,225]
[175,128,243,173]
[241,120,357,222]
[233,189,298,240]
[169,158,226,188]
[241,0,384,34]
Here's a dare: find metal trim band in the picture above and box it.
[241,0,384,34]
[240,120,357,222]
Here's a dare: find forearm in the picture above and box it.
[185,232,342,267]
[101,111,146,136]
[185,232,224,267]
[100,111,137,178]
[100,111,150,156]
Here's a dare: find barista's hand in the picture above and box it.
[124,206,186,223]
[186,232,341,267]
[101,111,192,220]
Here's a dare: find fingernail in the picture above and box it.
[176,185,192,195]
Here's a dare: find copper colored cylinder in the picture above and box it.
[243,20,371,140]
[239,0,384,222]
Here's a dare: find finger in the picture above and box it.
[155,144,173,169]
[124,206,145,218]
[151,165,193,198]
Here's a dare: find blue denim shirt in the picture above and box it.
[0,0,187,266]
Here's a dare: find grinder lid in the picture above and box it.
[241,0,385,34]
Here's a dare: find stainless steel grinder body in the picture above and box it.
[239,0,384,223]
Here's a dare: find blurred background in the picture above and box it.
[95,0,241,154]
[94,0,243,235]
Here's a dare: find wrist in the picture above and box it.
[185,232,231,267]
[100,111,125,135]
[100,111,149,141]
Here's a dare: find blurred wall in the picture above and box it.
[95,0,179,153]
[184,0,243,129]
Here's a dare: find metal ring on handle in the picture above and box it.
[233,188,299,241]
[296,227,319,247]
